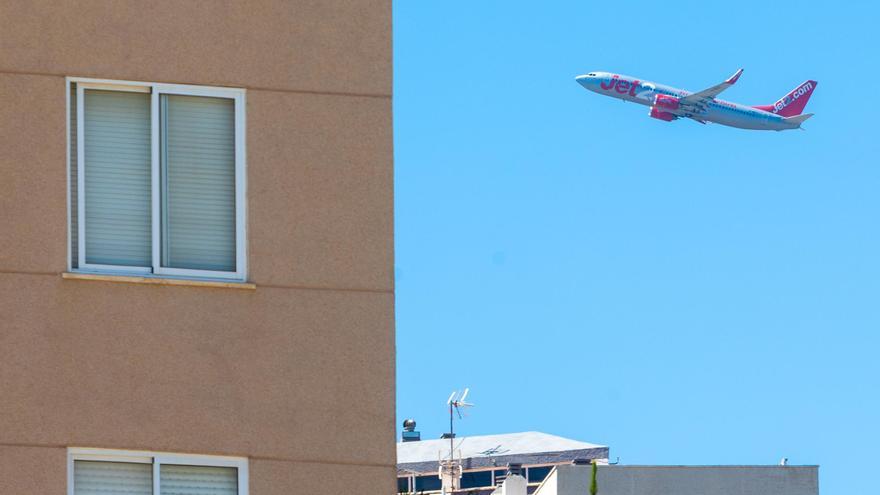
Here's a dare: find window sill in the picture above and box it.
[62,272,256,290]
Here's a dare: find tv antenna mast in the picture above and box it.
[440,388,474,494]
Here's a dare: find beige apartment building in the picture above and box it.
[0,2,394,493]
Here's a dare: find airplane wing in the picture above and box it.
[679,69,743,111]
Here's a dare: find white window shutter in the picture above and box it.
[160,464,238,495]
[83,89,152,266]
[161,94,236,272]
[74,460,153,495]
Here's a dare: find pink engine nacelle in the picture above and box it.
[649,107,676,121]
[649,94,680,121]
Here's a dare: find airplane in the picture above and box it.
[575,69,817,131]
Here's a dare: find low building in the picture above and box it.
[535,464,819,495]
[396,431,609,493]
[396,428,819,495]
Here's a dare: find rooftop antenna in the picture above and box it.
[448,388,473,446]
[440,388,474,494]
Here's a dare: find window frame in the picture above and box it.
[68,77,247,282]
[67,447,249,495]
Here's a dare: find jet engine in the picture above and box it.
[649,107,676,121]
[649,94,680,121]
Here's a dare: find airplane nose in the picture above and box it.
[575,74,591,88]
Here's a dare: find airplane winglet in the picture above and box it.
[725,68,744,85]
[680,69,744,108]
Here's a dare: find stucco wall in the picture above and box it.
[537,464,819,495]
[0,1,391,96]
[0,1,393,493]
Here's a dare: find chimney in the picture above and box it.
[498,469,527,495]
[401,419,420,442]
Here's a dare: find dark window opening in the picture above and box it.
[528,466,553,483]
[398,477,410,493]
[460,471,493,489]
[416,475,442,492]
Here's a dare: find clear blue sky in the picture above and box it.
[393,2,877,494]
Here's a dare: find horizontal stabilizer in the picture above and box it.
[784,113,813,125]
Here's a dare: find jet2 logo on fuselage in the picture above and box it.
[601,75,656,101]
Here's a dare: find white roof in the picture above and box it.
[397,431,606,464]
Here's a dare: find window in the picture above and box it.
[397,476,411,493]
[460,470,493,488]
[415,474,442,492]
[527,465,553,483]
[68,448,248,495]
[68,78,246,281]
[494,469,506,483]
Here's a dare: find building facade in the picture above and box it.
[535,464,819,495]
[0,1,393,493]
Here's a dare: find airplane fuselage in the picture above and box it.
[577,72,801,131]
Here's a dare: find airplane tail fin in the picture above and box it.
[784,113,813,127]
[753,80,817,117]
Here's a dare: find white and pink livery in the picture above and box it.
[576,69,817,131]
